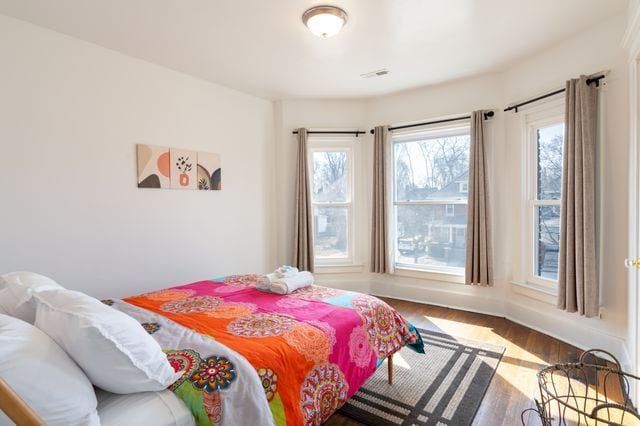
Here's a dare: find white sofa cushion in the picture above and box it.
[0,271,63,323]
[34,288,179,394]
[0,313,99,426]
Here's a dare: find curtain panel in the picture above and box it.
[558,76,598,317]
[371,126,391,273]
[465,111,494,286]
[292,128,314,272]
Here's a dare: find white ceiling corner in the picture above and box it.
[0,0,628,100]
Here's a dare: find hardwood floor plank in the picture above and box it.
[327,297,583,426]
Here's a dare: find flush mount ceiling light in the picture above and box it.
[302,5,348,38]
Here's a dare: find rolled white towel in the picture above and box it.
[256,273,278,291]
[274,266,299,279]
[269,271,314,295]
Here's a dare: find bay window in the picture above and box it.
[392,126,470,273]
[525,107,564,286]
[309,140,354,264]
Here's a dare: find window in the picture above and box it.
[309,144,353,263]
[526,112,564,285]
[445,204,455,217]
[393,126,470,273]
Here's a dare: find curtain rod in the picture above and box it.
[291,130,366,136]
[504,75,605,113]
[368,111,494,134]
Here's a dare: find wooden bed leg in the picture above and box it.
[0,377,45,426]
[387,354,393,385]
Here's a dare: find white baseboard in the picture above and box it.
[504,300,631,372]
[371,291,504,319]
[314,275,371,294]
[370,279,504,317]
[326,276,632,371]
[369,291,503,319]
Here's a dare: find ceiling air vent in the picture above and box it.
[360,69,390,79]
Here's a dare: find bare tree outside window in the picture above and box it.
[394,132,470,270]
[537,125,564,200]
[311,151,350,259]
[535,123,564,280]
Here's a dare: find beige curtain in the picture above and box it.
[465,111,493,286]
[292,128,314,272]
[558,76,598,317]
[371,126,390,273]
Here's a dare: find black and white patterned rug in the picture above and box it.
[338,328,504,426]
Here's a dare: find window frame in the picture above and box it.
[307,137,356,266]
[391,123,471,276]
[445,204,455,217]
[523,105,565,289]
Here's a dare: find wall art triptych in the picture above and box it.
[136,144,221,191]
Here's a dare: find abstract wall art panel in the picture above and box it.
[197,151,222,190]
[169,148,197,190]
[137,144,170,188]
[137,144,221,192]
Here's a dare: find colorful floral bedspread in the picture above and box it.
[119,275,424,426]
[107,299,273,426]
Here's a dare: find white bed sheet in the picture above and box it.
[96,388,195,426]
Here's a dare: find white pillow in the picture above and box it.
[0,313,99,426]
[0,271,63,323]
[34,288,179,394]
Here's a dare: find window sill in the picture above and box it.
[393,266,465,284]
[510,280,558,306]
[314,264,365,274]
[511,280,558,296]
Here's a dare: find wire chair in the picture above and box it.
[522,349,640,426]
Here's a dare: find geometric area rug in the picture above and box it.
[338,328,505,426]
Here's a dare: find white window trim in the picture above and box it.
[521,102,564,292]
[393,266,465,284]
[390,123,470,277]
[308,137,357,267]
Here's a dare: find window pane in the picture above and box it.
[394,134,470,201]
[313,151,348,202]
[537,123,564,200]
[535,205,560,280]
[314,206,348,258]
[395,204,467,269]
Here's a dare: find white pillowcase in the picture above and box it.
[34,288,180,394]
[0,313,99,426]
[0,271,63,323]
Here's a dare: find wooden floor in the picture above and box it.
[326,297,584,426]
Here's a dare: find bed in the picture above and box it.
[103,274,424,426]
[96,388,195,426]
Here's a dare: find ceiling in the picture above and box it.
[0,0,628,100]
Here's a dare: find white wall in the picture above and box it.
[273,99,371,292]
[0,8,631,368]
[623,0,640,388]
[503,14,629,364]
[274,14,631,367]
[0,14,276,299]
[365,72,508,314]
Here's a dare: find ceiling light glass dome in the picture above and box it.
[302,6,348,38]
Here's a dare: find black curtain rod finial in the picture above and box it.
[369,110,494,134]
[505,74,605,113]
[291,130,366,135]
